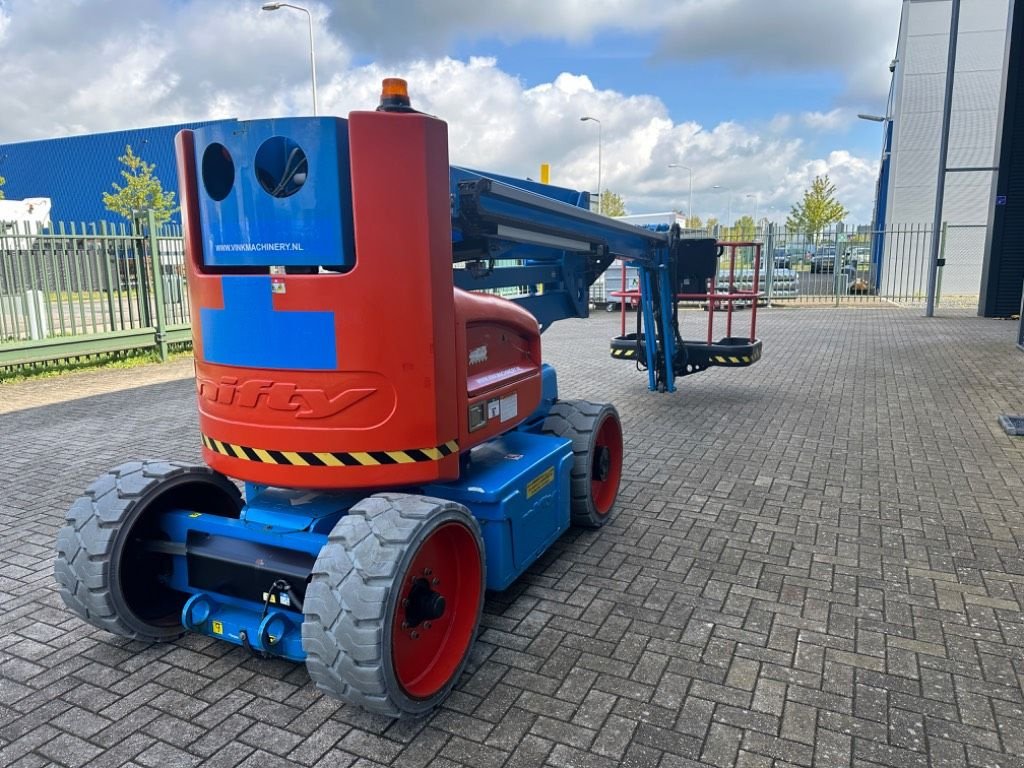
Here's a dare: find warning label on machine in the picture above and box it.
[526,467,555,498]
[499,393,518,422]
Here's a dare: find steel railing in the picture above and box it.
[0,212,191,369]
[589,222,984,309]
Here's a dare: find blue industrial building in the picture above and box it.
[0,120,236,225]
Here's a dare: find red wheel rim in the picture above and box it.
[391,521,482,699]
[591,413,623,516]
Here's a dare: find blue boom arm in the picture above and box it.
[450,167,682,392]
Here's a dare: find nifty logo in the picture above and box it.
[197,376,375,419]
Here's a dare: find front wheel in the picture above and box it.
[302,493,485,718]
[542,400,624,528]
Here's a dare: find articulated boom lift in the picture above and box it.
[55,80,762,717]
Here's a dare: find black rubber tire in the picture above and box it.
[54,461,243,642]
[302,493,485,718]
[541,400,624,528]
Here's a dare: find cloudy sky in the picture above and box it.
[0,0,901,222]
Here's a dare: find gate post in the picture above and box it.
[831,228,843,306]
[936,222,947,308]
[134,218,153,327]
[147,209,168,362]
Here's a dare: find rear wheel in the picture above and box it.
[542,400,624,528]
[302,493,485,718]
[54,461,243,642]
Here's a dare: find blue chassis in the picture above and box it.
[159,366,575,661]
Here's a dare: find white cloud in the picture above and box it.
[801,109,853,132]
[0,0,881,222]
[319,57,877,221]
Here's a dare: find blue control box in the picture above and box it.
[425,430,573,591]
[191,117,354,268]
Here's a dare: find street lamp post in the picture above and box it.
[261,2,319,116]
[746,193,759,223]
[712,185,734,228]
[580,116,602,213]
[668,163,693,223]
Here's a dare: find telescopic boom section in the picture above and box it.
[450,169,684,391]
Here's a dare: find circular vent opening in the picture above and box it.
[254,136,308,198]
[201,143,235,201]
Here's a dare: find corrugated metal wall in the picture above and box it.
[886,0,1010,297]
[0,119,236,224]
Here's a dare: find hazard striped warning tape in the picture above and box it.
[201,434,459,467]
[609,345,761,365]
[710,354,754,364]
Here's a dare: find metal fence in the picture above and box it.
[0,211,190,368]
[589,222,984,310]
[3,215,987,370]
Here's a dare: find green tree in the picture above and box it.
[786,175,847,245]
[731,215,756,241]
[705,216,719,231]
[102,145,178,226]
[0,174,5,200]
[601,189,627,217]
[684,214,703,228]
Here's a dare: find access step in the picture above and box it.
[610,334,763,377]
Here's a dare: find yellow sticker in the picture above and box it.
[526,467,555,498]
[189,512,202,518]
[211,620,223,635]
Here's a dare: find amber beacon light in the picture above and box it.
[378,78,413,111]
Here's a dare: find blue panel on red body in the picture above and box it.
[199,276,337,370]
[192,117,354,268]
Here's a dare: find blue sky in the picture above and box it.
[0,0,901,222]
[452,29,878,160]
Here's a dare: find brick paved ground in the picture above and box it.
[3,305,1024,768]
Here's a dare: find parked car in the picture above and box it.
[809,246,852,273]
[705,267,800,309]
[772,248,792,270]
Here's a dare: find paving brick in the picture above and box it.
[701,722,743,767]
[500,734,552,768]
[589,713,637,760]
[391,727,448,768]
[80,732,156,768]
[437,734,509,767]
[134,740,202,768]
[35,731,105,767]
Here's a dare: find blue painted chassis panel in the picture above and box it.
[159,380,572,660]
[423,430,573,591]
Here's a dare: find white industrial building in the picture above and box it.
[882,0,1013,297]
